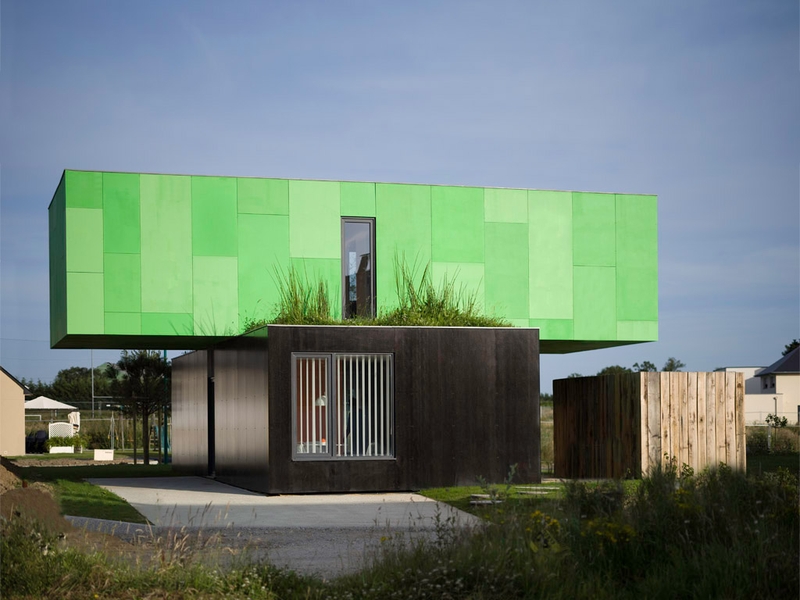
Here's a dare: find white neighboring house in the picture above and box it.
[720,346,800,425]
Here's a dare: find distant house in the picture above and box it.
[0,365,29,456]
[756,347,799,424]
[720,347,800,425]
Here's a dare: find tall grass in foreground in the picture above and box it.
[3,464,797,599]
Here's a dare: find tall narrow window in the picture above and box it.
[342,219,375,318]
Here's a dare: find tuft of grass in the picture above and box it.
[270,264,337,325]
[373,256,510,327]
[242,255,511,333]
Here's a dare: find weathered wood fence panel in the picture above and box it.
[554,372,745,479]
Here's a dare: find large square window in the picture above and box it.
[293,353,394,460]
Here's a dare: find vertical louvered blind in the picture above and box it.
[294,353,393,459]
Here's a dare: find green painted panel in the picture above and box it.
[103,253,141,313]
[238,214,290,328]
[432,262,485,309]
[288,180,340,259]
[617,320,658,341]
[103,173,140,254]
[66,208,103,272]
[431,186,484,263]
[140,174,193,313]
[290,258,341,319]
[193,256,239,336]
[573,192,616,267]
[141,312,194,335]
[66,273,104,334]
[65,170,102,208]
[49,176,67,346]
[616,194,658,321]
[192,176,238,256]
[340,182,376,217]
[375,184,432,309]
[238,178,289,215]
[529,319,574,340]
[484,223,528,319]
[104,312,141,335]
[573,266,616,340]
[484,188,527,223]
[528,190,572,319]
[507,318,529,328]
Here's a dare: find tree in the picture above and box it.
[596,365,633,376]
[19,378,53,398]
[106,350,170,466]
[783,339,799,356]
[662,357,685,372]
[566,373,584,379]
[632,361,657,372]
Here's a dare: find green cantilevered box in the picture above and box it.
[48,170,658,351]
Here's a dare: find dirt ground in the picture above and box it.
[0,460,155,560]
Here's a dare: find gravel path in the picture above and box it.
[66,516,445,578]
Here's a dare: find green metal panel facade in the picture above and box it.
[49,170,658,351]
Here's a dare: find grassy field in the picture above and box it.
[747,453,799,477]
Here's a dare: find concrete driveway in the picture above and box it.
[86,476,480,577]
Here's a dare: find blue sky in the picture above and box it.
[1,1,797,392]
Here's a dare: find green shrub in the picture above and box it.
[747,428,770,454]
[773,430,799,454]
[44,434,86,451]
[82,429,110,450]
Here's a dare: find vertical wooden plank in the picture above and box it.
[696,372,707,471]
[639,373,648,475]
[735,372,746,472]
[636,373,645,477]
[725,372,736,467]
[661,372,671,468]
[647,372,661,470]
[676,372,688,468]
[669,373,680,465]
[687,372,698,472]
[714,371,728,463]
[706,372,716,465]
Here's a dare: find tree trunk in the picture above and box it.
[132,404,137,465]
[143,411,150,465]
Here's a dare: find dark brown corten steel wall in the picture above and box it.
[173,325,540,493]
[553,372,746,479]
[266,325,540,493]
[212,328,270,492]
[171,349,210,475]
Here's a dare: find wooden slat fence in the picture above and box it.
[553,372,745,478]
